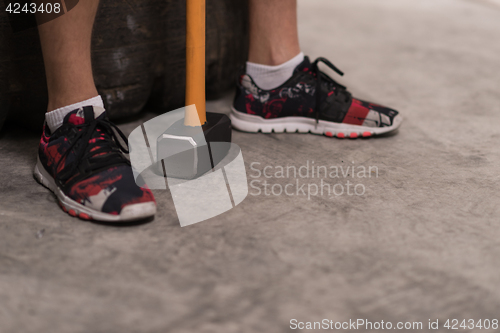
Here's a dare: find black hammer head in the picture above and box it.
[156,112,231,179]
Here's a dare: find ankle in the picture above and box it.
[248,47,302,66]
[47,89,99,113]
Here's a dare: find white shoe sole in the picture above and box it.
[33,157,156,222]
[230,107,403,138]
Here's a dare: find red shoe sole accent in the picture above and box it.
[350,133,358,139]
[337,133,345,138]
[363,131,372,137]
[68,209,77,217]
[325,131,333,137]
[79,213,91,220]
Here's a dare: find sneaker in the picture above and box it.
[231,56,402,138]
[34,106,156,222]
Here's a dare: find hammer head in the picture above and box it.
[157,112,232,179]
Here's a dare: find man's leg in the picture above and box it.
[38,0,100,112]
[231,0,402,137]
[34,2,156,222]
[246,0,304,90]
[248,0,301,66]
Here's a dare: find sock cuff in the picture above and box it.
[246,52,304,73]
[246,52,305,90]
[46,96,104,133]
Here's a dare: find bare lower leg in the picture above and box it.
[248,0,301,66]
[37,1,100,112]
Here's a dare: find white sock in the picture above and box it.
[45,95,104,133]
[246,52,305,90]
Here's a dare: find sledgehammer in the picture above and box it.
[157,0,232,179]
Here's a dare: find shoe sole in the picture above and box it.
[33,157,156,223]
[230,107,403,138]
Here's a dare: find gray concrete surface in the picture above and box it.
[1,0,500,332]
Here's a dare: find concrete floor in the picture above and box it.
[1,0,500,332]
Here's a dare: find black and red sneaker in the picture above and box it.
[34,106,156,222]
[231,56,402,138]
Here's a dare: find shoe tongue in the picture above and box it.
[63,106,106,126]
[294,56,312,72]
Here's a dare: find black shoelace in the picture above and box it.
[312,57,352,123]
[55,116,130,188]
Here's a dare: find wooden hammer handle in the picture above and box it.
[185,0,207,126]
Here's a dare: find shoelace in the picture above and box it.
[55,117,130,187]
[312,57,352,123]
